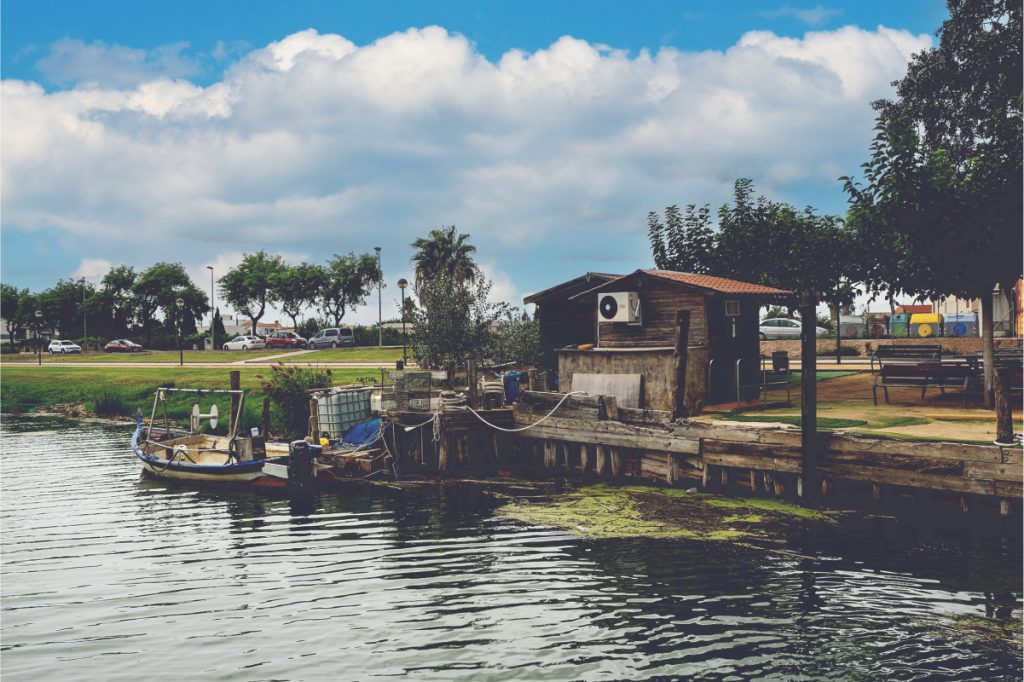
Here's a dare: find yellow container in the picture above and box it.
[910,313,943,338]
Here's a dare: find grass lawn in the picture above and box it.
[0,365,376,434]
[0,349,294,364]
[282,346,404,363]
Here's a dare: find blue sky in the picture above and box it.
[1,1,948,321]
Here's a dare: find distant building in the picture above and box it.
[932,278,1023,337]
[198,315,283,338]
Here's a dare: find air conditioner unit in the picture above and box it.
[598,292,640,324]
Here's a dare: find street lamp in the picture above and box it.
[397,278,408,364]
[375,246,382,347]
[34,309,43,366]
[206,265,215,351]
[175,297,185,366]
[81,277,88,354]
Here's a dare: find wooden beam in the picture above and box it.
[799,292,818,504]
[671,309,690,421]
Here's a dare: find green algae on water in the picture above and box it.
[497,483,834,541]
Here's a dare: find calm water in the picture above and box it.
[1,417,1021,681]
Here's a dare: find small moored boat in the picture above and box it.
[132,387,287,484]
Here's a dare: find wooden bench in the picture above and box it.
[874,361,982,406]
[872,345,952,406]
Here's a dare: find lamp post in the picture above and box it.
[375,246,383,347]
[81,277,88,354]
[175,297,185,366]
[397,278,408,364]
[34,309,43,366]
[206,265,215,351]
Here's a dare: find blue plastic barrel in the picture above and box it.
[502,372,522,403]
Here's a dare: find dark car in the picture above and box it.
[307,327,355,349]
[104,339,143,353]
[265,331,307,349]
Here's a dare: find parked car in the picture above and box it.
[307,327,355,349]
[222,335,266,351]
[48,339,82,354]
[104,338,143,353]
[265,331,307,349]
[759,318,828,340]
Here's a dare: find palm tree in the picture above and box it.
[411,226,478,289]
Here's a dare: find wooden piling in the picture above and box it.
[799,293,819,504]
[609,447,622,477]
[1000,499,1013,518]
[994,366,1014,445]
[261,397,271,438]
[872,484,882,503]
[671,309,691,421]
[437,413,449,471]
[595,444,607,476]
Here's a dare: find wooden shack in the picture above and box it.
[523,272,620,385]
[546,269,792,413]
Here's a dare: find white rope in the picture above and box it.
[459,391,588,433]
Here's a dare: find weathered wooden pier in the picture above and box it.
[385,390,1022,516]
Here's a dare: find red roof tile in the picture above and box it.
[641,270,793,295]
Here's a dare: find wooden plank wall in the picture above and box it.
[598,279,708,348]
[511,392,1023,507]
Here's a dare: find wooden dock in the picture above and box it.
[386,390,1022,516]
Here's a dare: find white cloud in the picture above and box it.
[761,5,843,26]
[71,258,113,284]
[3,25,930,309]
[35,38,202,88]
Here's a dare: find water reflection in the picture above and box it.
[1,416,1020,681]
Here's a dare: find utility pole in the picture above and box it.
[375,246,383,347]
[206,266,215,350]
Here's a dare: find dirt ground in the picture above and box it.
[703,372,1023,443]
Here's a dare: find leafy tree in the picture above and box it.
[844,0,1022,400]
[411,226,478,290]
[82,265,137,340]
[409,269,503,370]
[272,263,326,330]
[0,284,31,346]
[648,204,717,273]
[317,253,381,326]
[132,262,209,345]
[489,309,542,366]
[219,251,286,335]
[37,279,94,340]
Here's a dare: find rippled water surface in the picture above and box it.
[1,417,1021,680]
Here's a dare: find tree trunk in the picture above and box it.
[981,290,994,408]
[833,301,841,365]
[888,294,896,344]
[800,292,819,504]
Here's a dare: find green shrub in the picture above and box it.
[258,363,333,439]
[816,346,861,357]
[93,389,130,417]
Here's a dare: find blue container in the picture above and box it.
[502,372,522,403]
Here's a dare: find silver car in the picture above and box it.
[759,318,828,340]
[307,327,355,349]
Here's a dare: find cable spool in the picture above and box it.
[191,403,219,432]
[892,322,908,337]
[918,323,934,338]
[952,322,967,337]
[844,325,860,338]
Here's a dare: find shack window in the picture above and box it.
[725,300,740,317]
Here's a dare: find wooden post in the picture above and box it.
[595,444,606,476]
[308,399,318,441]
[749,469,758,493]
[467,360,478,409]
[671,309,691,420]
[960,495,970,513]
[599,395,618,421]
[702,464,711,489]
[229,370,241,436]
[437,414,449,472]
[981,292,994,407]
[668,454,680,485]
[1000,499,1013,518]
[799,292,819,504]
[581,444,592,473]
[994,365,1014,445]
[720,467,729,487]
[544,441,556,470]
[261,397,271,438]
[609,447,622,477]
[872,484,882,503]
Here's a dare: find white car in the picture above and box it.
[222,335,266,351]
[759,318,828,340]
[48,340,82,354]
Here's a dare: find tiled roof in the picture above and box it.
[641,270,793,295]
